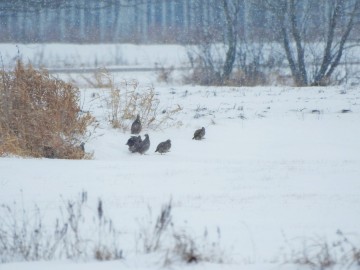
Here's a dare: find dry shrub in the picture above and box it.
[138,201,225,266]
[183,61,268,87]
[225,68,268,86]
[156,66,174,84]
[183,65,222,86]
[97,72,182,131]
[81,68,113,88]
[170,229,224,265]
[0,191,123,263]
[0,61,95,159]
[140,200,173,254]
[94,247,113,261]
[286,231,360,269]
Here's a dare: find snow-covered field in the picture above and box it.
[1,44,360,270]
[0,43,188,69]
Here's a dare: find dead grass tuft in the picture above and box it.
[81,68,113,88]
[285,230,360,269]
[93,71,182,131]
[156,66,174,84]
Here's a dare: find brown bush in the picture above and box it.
[0,61,95,159]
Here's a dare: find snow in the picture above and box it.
[0,43,188,69]
[1,45,360,270]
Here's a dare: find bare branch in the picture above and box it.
[325,0,360,78]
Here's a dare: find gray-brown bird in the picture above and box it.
[192,127,205,140]
[126,135,142,153]
[79,142,85,152]
[131,114,142,134]
[155,139,171,154]
[137,134,150,154]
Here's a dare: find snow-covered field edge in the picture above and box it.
[1,44,360,269]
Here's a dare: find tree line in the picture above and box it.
[1,0,359,86]
[1,0,358,44]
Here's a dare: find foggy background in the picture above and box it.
[1,0,360,86]
[1,0,359,44]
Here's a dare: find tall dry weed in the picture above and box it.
[0,61,95,159]
[91,71,182,131]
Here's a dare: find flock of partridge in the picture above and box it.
[125,115,205,155]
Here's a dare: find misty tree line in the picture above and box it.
[1,0,359,43]
[5,0,221,43]
[186,0,360,86]
[1,0,360,86]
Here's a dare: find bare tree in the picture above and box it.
[185,0,241,85]
[260,0,360,86]
[221,0,241,83]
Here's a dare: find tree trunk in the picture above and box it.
[313,0,342,85]
[281,22,305,86]
[276,1,306,86]
[221,0,237,83]
[313,0,360,85]
[289,0,307,85]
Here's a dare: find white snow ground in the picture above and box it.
[0,43,188,69]
[1,45,360,270]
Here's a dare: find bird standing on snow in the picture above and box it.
[126,135,142,153]
[192,127,205,140]
[155,139,171,154]
[79,142,85,152]
[137,134,150,154]
[131,114,142,134]
[78,142,86,157]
